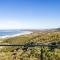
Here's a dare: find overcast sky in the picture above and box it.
[0,0,60,29]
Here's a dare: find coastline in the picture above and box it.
[0,31,33,39]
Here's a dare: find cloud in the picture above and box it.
[0,20,33,29]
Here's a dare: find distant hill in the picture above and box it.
[55,28,60,31]
[20,28,60,32]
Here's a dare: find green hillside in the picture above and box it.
[0,31,60,60]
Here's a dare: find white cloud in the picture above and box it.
[0,20,31,29]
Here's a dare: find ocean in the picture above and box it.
[0,30,32,38]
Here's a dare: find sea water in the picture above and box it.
[0,30,32,38]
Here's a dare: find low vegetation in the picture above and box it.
[0,31,60,60]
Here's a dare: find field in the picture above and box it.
[0,30,60,60]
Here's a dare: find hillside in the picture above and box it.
[0,31,60,60]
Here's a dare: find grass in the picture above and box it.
[0,31,60,60]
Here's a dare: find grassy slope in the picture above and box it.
[0,31,60,60]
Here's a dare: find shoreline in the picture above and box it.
[0,31,33,39]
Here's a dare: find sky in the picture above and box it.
[0,0,60,29]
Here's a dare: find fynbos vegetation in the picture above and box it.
[0,31,60,60]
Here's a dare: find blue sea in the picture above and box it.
[0,30,32,38]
